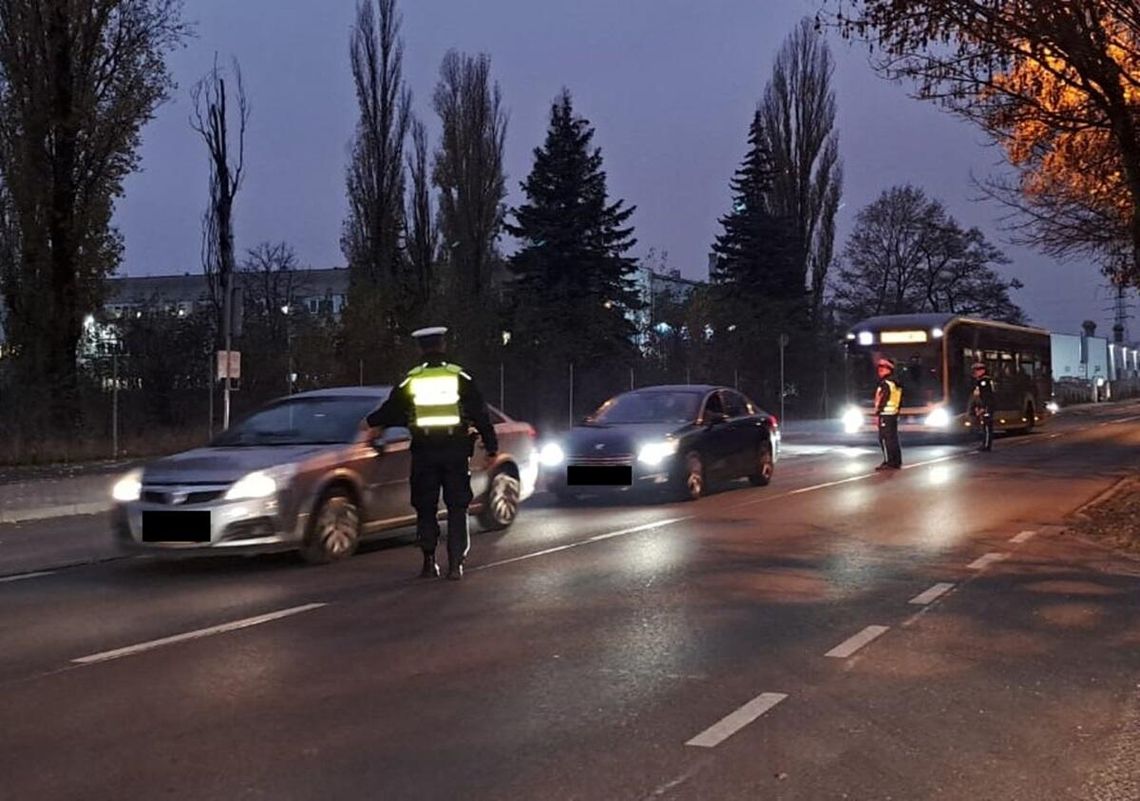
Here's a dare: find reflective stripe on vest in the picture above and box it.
[877,379,902,415]
[407,363,462,428]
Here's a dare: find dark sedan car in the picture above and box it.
[111,387,538,564]
[538,385,780,501]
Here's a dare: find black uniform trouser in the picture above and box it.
[410,444,474,565]
[878,414,902,467]
[977,412,994,451]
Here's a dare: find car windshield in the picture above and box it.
[588,391,702,425]
[212,396,381,447]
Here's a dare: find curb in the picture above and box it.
[1069,475,1137,521]
[0,502,110,526]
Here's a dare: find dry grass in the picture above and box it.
[1069,477,1140,555]
[0,428,208,468]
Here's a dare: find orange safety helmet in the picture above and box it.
[971,362,986,371]
[876,358,895,371]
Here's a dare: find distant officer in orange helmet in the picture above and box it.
[874,357,903,470]
[968,361,996,452]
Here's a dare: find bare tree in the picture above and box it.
[0,0,187,418]
[343,0,411,291]
[191,56,249,334]
[833,186,1025,325]
[406,117,437,305]
[241,241,303,323]
[831,0,1140,285]
[760,17,844,329]
[432,50,508,300]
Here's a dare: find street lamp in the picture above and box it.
[281,304,294,394]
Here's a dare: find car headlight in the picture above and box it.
[1046,401,1060,414]
[637,440,677,467]
[924,407,951,428]
[111,469,143,502]
[539,443,565,467]
[841,407,864,434]
[225,465,296,501]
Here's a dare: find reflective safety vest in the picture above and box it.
[404,362,464,429]
[876,379,902,416]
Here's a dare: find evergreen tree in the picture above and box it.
[711,111,801,302]
[506,91,641,421]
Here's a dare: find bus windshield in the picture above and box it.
[847,344,943,408]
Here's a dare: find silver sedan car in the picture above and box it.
[111,387,539,564]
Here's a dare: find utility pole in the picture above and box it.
[112,351,119,459]
[221,269,233,430]
[569,363,575,427]
[779,333,789,423]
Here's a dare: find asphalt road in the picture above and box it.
[1,403,1139,800]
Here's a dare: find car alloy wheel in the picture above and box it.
[480,470,520,531]
[683,452,704,501]
[749,445,774,487]
[302,491,360,564]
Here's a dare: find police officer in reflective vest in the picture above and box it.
[366,327,498,581]
[874,357,903,470]
[969,361,996,452]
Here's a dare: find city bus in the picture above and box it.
[841,313,1055,436]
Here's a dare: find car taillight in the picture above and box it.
[768,415,779,429]
[525,424,536,438]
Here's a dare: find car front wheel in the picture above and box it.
[301,489,361,565]
[479,469,521,531]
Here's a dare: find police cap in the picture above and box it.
[411,326,448,351]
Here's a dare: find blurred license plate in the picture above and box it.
[567,465,632,486]
[142,511,211,543]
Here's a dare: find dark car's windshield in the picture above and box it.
[589,391,703,425]
[212,396,381,447]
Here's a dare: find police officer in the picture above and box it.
[874,357,903,470]
[366,327,498,581]
[969,361,996,452]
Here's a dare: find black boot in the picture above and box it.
[420,553,440,579]
[446,560,464,581]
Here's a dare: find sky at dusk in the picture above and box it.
[114,0,1133,338]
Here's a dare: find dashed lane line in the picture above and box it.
[684,692,788,748]
[825,625,890,659]
[71,603,327,665]
[0,571,55,584]
[968,552,1008,570]
[1010,529,1037,544]
[909,582,955,606]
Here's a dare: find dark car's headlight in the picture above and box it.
[539,443,565,467]
[225,465,297,501]
[637,440,678,467]
[111,469,143,502]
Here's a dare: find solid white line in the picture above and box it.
[1010,530,1037,544]
[909,582,955,605]
[72,603,326,665]
[473,517,695,571]
[825,625,890,659]
[0,570,55,584]
[685,692,788,748]
[968,552,1008,570]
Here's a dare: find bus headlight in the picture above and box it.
[1046,401,1060,414]
[842,407,864,434]
[924,407,951,428]
[539,443,565,467]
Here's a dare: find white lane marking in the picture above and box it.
[1010,530,1037,544]
[685,692,788,748]
[909,582,955,605]
[0,571,55,584]
[474,517,694,571]
[968,552,1008,570]
[72,603,326,665]
[825,625,890,659]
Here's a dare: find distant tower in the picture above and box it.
[1112,282,1129,344]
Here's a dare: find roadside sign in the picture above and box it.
[216,350,241,381]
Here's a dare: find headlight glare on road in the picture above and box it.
[924,407,951,428]
[225,466,294,501]
[111,469,143,502]
[539,442,565,467]
[841,407,864,434]
[637,440,677,467]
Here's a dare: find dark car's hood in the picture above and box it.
[142,444,337,485]
[561,422,689,457]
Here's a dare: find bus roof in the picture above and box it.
[848,313,1048,337]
